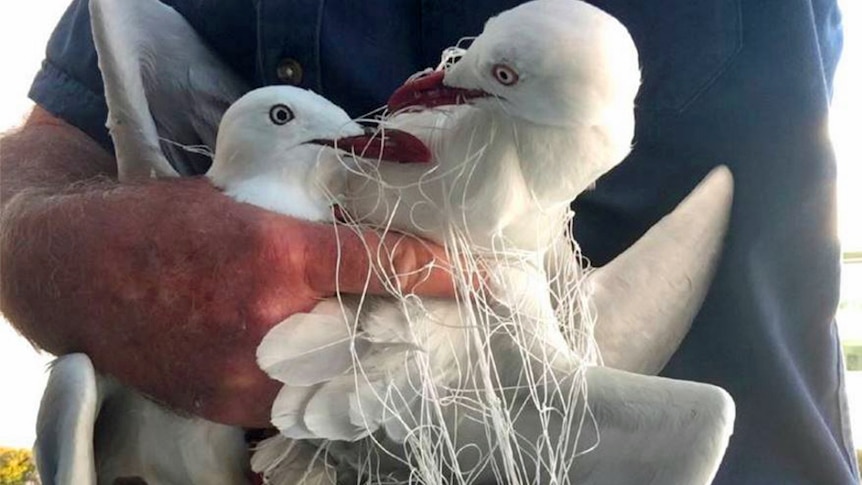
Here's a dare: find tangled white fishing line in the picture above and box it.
[288,96,603,484]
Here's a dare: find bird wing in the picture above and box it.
[89,0,248,181]
[257,300,366,388]
[569,367,735,485]
[400,365,733,485]
[34,354,249,485]
[34,354,102,485]
[587,166,734,374]
[292,363,734,485]
[251,434,337,485]
[258,297,467,443]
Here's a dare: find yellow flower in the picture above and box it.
[0,447,38,485]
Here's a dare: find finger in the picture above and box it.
[303,224,456,298]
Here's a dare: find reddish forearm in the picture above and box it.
[0,107,117,204]
[1,109,293,424]
[1,106,119,351]
[0,107,454,426]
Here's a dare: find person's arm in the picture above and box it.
[0,106,453,427]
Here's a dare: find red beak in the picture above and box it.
[387,70,488,113]
[313,128,431,164]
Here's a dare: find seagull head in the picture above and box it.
[207,86,430,217]
[210,86,429,184]
[388,0,639,129]
[387,0,640,203]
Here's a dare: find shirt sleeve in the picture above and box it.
[28,0,112,150]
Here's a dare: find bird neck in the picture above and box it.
[210,145,341,223]
[224,175,334,222]
[438,107,629,252]
[512,120,621,208]
[426,109,568,252]
[449,109,610,211]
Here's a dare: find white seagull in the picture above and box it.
[353,0,732,375]
[34,81,429,485]
[255,1,735,484]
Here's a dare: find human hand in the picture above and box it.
[2,158,452,428]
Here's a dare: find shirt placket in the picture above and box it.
[256,0,323,91]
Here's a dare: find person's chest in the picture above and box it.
[165,0,524,116]
[164,0,746,119]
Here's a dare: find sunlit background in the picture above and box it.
[0,0,860,460]
[0,1,71,449]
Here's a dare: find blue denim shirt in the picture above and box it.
[29,1,859,483]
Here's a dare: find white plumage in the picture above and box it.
[256,1,735,484]
[357,0,640,251]
[35,0,736,484]
[351,0,732,374]
[210,87,365,220]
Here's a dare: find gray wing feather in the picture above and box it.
[34,354,102,485]
[89,0,248,181]
[450,366,735,484]
[35,354,249,485]
[589,166,734,374]
[571,367,735,484]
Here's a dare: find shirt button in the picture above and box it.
[276,58,303,85]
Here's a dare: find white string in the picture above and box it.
[157,137,214,158]
[301,107,599,484]
[259,61,600,485]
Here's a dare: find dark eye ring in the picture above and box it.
[492,63,519,86]
[269,104,294,125]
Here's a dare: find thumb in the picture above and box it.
[302,224,456,298]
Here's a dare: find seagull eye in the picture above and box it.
[269,104,294,125]
[491,64,519,86]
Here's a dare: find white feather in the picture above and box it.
[258,302,361,387]
[588,166,734,374]
[305,376,370,441]
[251,435,336,485]
[270,385,320,440]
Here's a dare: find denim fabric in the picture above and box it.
[29,1,858,483]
